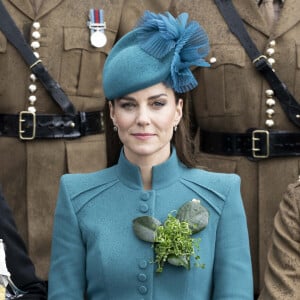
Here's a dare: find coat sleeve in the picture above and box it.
[212,175,254,299]
[258,182,300,300]
[48,176,86,300]
[0,187,47,300]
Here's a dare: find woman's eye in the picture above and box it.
[152,101,166,108]
[120,102,136,109]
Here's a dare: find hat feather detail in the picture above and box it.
[137,11,210,93]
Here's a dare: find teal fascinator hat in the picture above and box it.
[103,11,210,100]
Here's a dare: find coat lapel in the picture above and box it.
[7,0,64,20]
[35,0,64,19]
[7,0,35,20]
[272,0,300,39]
[232,0,300,39]
[232,0,270,36]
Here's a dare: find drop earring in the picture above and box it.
[174,125,178,132]
[113,125,118,132]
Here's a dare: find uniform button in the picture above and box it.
[137,273,147,282]
[266,47,275,56]
[266,108,275,118]
[28,95,37,105]
[265,89,274,97]
[140,192,150,201]
[138,285,148,295]
[139,260,148,269]
[139,203,149,213]
[269,40,276,47]
[31,41,40,49]
[209,57,217,64]
[267,57,275,65]
[266,98,276,107]
[32,22,41,30]
[29,84,37,93]
[30,74,37,82]
[33,52,40,59]
[265,119,275,127]
[28,106,36,113]
[32,31,41,39]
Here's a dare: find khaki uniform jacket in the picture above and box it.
[258,181,300,300]
[170,0,300,295]
[0,0,169,279]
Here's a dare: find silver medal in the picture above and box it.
[90,31,107,48]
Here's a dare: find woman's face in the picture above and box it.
[109,83,183,165]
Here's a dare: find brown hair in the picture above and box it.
[104,91,198,168]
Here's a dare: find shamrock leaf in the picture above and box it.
[132,216,161,243]
[167,254,190,270]
[176,199,209,234]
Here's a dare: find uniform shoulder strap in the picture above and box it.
[214,0,300,129]
[0,0,76,115]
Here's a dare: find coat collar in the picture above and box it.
[116,147,183,190]
[233,0,300,39]
[7,0,64,20]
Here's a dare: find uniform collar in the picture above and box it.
[234,0,299,38]
[116,146,183,190]
[8,0,64,20]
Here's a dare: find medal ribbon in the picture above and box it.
[88,9,105,33]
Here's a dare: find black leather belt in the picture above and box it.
[200,129,300,159]
[0,111,104,140]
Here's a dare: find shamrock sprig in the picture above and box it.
[132,199,209,273]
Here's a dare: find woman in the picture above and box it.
[259,181,300,300]
[48,11,253,299]
[0,187,47,299]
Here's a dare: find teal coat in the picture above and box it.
[48,149,253,299]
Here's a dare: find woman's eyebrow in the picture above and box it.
[148,93,168,100]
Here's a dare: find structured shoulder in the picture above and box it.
[181,167,241,201]
[59,166,119,211]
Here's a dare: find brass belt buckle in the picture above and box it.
[19,111,36,140]
[252,130,270,158]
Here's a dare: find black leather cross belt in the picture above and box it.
[200,129,300,159]
[0,111,104,140]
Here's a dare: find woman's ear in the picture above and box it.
[109,101,116,125]
[175,98,183,124]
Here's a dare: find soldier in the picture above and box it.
[0,0,170,280]
[259,180,300,300]
[170,0,300,297]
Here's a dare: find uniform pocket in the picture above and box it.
[192,43,246,118]
[65,134,107,173]
[60,27,116,98]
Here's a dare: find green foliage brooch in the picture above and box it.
[132,199,209,273]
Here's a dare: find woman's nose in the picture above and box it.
[136,107,150,126]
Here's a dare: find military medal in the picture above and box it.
[87,9,107,48]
